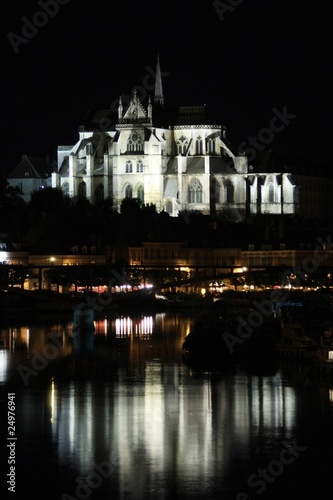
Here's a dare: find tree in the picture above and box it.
[120,198,142,217]
[0,265,28,289]
[29,187,68,215]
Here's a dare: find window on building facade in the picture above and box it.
[95,183,104,204]
[211,178,220,204]
[136,160,143,172]
[207,138,215,154]
[137,184,144,203]
[188,178,203,203]
[125,184,133,198]
[177,136,189,156]
[78,181,87,199]
[62,182,69,196]
[126,161,133,173]
[196,136,203,155]
[225,180,234,203]
[268,183,274,203]
[127,132,143,152]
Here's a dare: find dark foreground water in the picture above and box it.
[1,311,333,500]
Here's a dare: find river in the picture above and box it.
[1,310,333,499]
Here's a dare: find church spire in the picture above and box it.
[148,95,152,123]
[118,96,123,121]
[154,54,164,106]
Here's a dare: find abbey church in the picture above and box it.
[52,58,299,220]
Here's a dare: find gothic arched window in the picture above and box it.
[95,183,104,204]
[188,178,203,203]
[196,136,203,155]
[137,184,144,203]
[136,160,143,173]
[127,132,143,152]
[62,182,69,196]
[225,180,234,203]
[177,136,189,156]
[211,178,220,204]
[125,184,133,199]
[126,161,133,173]
[207,138,216,154]
[78,181,86,199]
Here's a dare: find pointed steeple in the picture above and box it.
[154,54,164,106]
[118,96,123,121]
[147,95,152,122]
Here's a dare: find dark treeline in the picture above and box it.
[1,187,333,255]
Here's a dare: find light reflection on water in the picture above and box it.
[49,365,298,498]
[1,312,333,499]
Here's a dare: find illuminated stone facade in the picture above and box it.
[52,59,299,220]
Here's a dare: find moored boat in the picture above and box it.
[182,314,239,369]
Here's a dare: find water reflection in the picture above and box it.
[46,362,298,498]
[0,349,8,382]
[0,323,72,357]
[114,315,154,339]
[1,312,333,499]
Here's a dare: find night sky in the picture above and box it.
[2,0,332,176]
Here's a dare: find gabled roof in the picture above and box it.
[7,155,53,179]
[75,132,113,157]
[122,91,148,123]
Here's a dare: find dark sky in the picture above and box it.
[2,0,332,175]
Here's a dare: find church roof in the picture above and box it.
[166,156,236,175]
[75,133,112,157]
[187,158,205,174]
[173,105,207,125]
[59,157,69,176]
[7,155,53,179]
[209,157,236,174]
